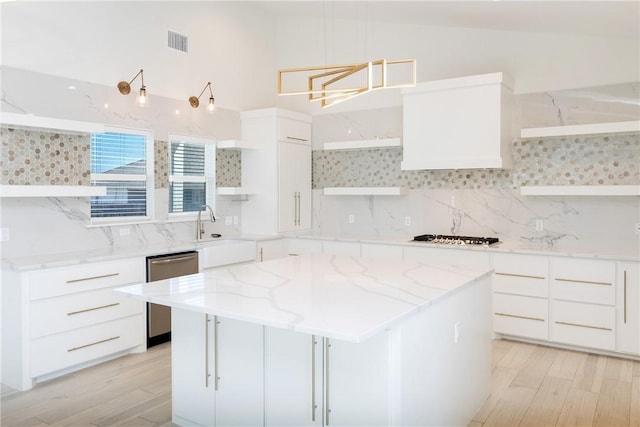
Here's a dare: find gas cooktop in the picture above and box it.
[412,234,500,246]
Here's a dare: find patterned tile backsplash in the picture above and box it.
[0,128,242,188]
[313,132,640,189]
[0,127,90,185]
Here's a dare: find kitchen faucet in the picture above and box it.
[196,204,216,241]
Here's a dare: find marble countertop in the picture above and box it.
[114,253,491,343]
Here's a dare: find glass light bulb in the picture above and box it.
[138,87,147,106]
[207,97,215,113]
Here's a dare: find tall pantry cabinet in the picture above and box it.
[241,108,312,235]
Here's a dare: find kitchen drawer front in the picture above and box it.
[403,246,491,270]
[277,117,311,143]
[492,253,548,298]
[551,300,615,351]
[493,293,548,340]
[28,258,144,301]
[31,314,144,378]
[551,258,616,305]
[30,288,144,338]
[287,238,322,255]
[322,240,361,256]
[361,243,403,260]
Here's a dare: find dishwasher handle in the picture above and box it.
[148,255,198,265]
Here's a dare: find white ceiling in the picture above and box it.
[250,0,640,39]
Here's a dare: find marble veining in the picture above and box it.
[114,253,490,342]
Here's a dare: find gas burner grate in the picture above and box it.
[412,234,499,246]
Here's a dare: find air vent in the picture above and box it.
[168,30,188,53]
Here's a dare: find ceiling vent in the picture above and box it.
[168,30,188,53]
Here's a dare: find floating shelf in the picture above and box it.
[323,187,408,196]
[323,137,402,151]
[216,139,258,150]
[216,187,256,196]
[521,121,640,139]
[520,185,640,196]
[0,185,107,198]
[0,112,105,134]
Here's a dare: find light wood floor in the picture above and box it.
[1,339,639,426]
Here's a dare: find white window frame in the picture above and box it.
[89,126,155,225]
[167,133,216,219]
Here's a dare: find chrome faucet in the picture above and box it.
[196,204,216,241]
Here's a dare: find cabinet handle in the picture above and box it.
[214,317,220,390]
[311,335,317,422]
[148,255,197,265]
[205,316,211,388]
[495,312,545,322]
[286,136,308,142]
[66,273,119,284]
[554,320,612,331]
[495,272,545,280]
[260,248,264,262]
[325,338,331,425]
[67,336,119,352]
[624,270,628,324]
[293,193,297,226]
[67,302,120,316]
[297,192,301,226]
[555,277,612,286]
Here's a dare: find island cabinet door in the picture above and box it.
[325,332,390,427]
[171,309,216,427]
[215,317,265,427]
[264,327,323,427]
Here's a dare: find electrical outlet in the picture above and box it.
[454,322,461,344]
[535,219,544,232]
[348,214,355,224]
[404,216,411,226]
[451,194,456,207]
[225,216,232,225]
[635,223,640,235]
[0,228,9,242]
[233,216,239,225]
[119,228,130,237]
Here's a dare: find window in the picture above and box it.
[90,128,154,220]
[168,134,215,215]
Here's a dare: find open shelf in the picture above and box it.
[216,186,256,196]
[520,185,640,196]
[521,121,640,139]
[323,187,408,196]
[0,185,107,198]
[323,137,402,151]
[0,112,105,134]
[216,139,258,150]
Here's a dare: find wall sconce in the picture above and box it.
[117,69,147,106]
[189,82,215,113]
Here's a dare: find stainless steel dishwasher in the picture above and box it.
[146,251,199,347]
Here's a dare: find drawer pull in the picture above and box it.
[623,270,627,324]
[495,312,545,322]
[285,136,308,142]
[67,273,119,284]
[495,272,545,280]
[555,278,611,286]
[554,321,612,331]
[67,302,120,316]
[67,336,120,352]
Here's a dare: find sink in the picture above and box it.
[200,239,257,269]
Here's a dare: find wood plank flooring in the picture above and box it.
[1,339,638,426]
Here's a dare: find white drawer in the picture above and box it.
[551,300,615,351]
[361,243,403,260]
[201,241,256,269]
[287,238,322,255]
[277,117,310,143]
[492,253,548,298]
[493,293,548,340]
[551,258,615,305]
[403,246,491,270]
[27,258,145,301]
[31,314,144,378]
[322,241,361,256]
[30,288,144,338]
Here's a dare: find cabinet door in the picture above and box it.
[264,327,323,427]
[617,262,640,355]
[288,238,323,255]
[403,246,491,271]
[325,333,390,426]
[278,141,310,233]
[257,239,286,262]
[215,317,264,427]
[322,240,361,256]
[171,309,215,427]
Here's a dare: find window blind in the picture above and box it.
[169,141,207,213]
[90,132,148,218]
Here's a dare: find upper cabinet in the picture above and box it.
[401,72,514,170]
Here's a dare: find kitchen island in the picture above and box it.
[114,253,492,427]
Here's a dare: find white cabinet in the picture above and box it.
[550,257,616,351]
[403,246,491,271]
[172,310,264,427]
[2,258,146,390]
[257,239,287,262]
[322,240,361,256]
[617,262,640,355]
[240,108,312,235]
[401,72,513,170]
[491,253,549,341]
[287,238,323,255]
[360,243,403,260]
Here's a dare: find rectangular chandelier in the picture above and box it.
[277,58,416,108]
